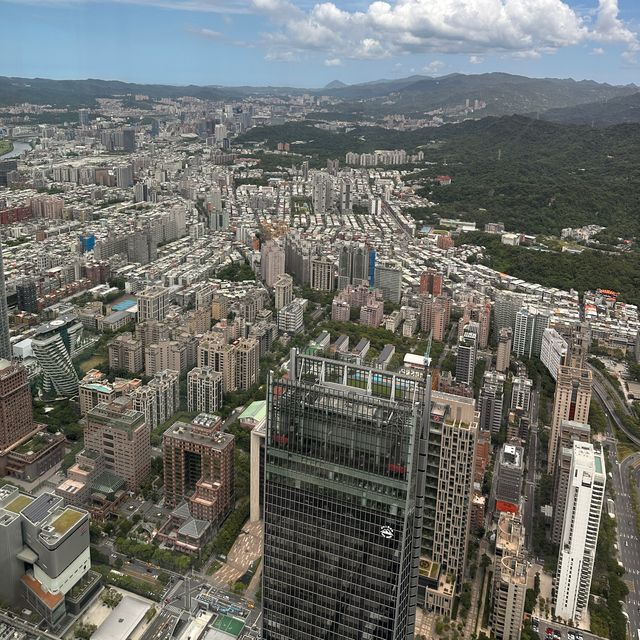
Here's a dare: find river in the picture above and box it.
[0,140,32,159]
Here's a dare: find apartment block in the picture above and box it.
[84,398,150,490]
[163,414,234,525]
[187,367,223,414]
[108,332,144,374]
[136,285,169,321]
[555,442,605,622]
[548,366,592,473]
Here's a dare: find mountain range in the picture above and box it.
[1,72,639,125]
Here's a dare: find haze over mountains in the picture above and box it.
[1,72,639,124]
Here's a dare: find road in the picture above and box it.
[592,386,640,634]
[613,451,640,634]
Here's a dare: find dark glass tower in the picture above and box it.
[0,237,11,360]
[262,349,430,640]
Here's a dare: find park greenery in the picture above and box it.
[217,261,256,282]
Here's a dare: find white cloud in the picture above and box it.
[251,0,639,62]
[469,55,483,64]
[325,57,343,66]
[187,26,223,38]
[423,60,445,74]
[591,47,605,54]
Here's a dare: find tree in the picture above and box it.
[75,623,97,640]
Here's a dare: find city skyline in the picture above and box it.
[1,0,639,86]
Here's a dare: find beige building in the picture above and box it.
[187,367,224,414]
[108,332,144,374]
[235,338,260,391]
[547,366,592,472]
[145,340,187,376]
[130,370,180,431]
[421,392,477,615]
[84,398,150,490]
[197,333,237,392]
[274,273,293,311]
[78,373,140,415]
[496,327,513,373]
[261,241,285,288]
[492,513,528,640]
[136,285,169,321]
[184,307,211,335]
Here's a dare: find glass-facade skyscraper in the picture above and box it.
[262,350,430,640]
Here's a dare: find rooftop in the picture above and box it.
[5,494,34,513]
[238,400,266,424]
[49,508,83,535]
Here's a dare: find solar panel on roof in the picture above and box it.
[22,494,60,523]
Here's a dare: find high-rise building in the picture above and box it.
[496,327,512,373]
[554,442,605,622]
[310,256,335,291]
[541,328,568,381]
[360,300,384,327]
[32,315,82,397]
[0,360,35,450]
[493,291,526,335]
[495,444,525,513]
[137,285,169,322]
[419,268,443,296]
[130,370,180,431]
[547,366,592,473]
[374,259,403,304]
[492,512,528,640]
[337,242,370,290]
[235,337,259,390]
[197,334,237,392]
[187,367,223,414]
[108,332,144,374]
[84,398,150,490]
[144,340,186,376]
[0,237,11,360]
[163,413,234,525]
[421,391,478,614]
[420,294,451,342]
[478,371,505,435]
[510,376,533,414]
[512,306,550,358]
[262,350,429,639]
[261,241,286,288]
[550,420,591,545]
[277,299,304,334]
[16,278,38,314]
[274,273,293,311]
[331,298,351,322]
[455,323,478,385]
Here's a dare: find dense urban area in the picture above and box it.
[0,74,640,640]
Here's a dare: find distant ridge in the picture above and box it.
[324,80,348,89]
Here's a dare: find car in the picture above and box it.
[128,505,135,510]
[568,633,576,640]
[546,629,553,636]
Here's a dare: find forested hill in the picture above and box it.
[540,91,640,126]
[240,115,640,236]
[318,72,638,117]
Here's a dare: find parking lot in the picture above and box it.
[533,618,604,640]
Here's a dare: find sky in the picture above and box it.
[0,0,639,88]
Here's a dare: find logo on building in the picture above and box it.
[380,525,394,539]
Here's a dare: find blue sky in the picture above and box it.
[0,0,638,87]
